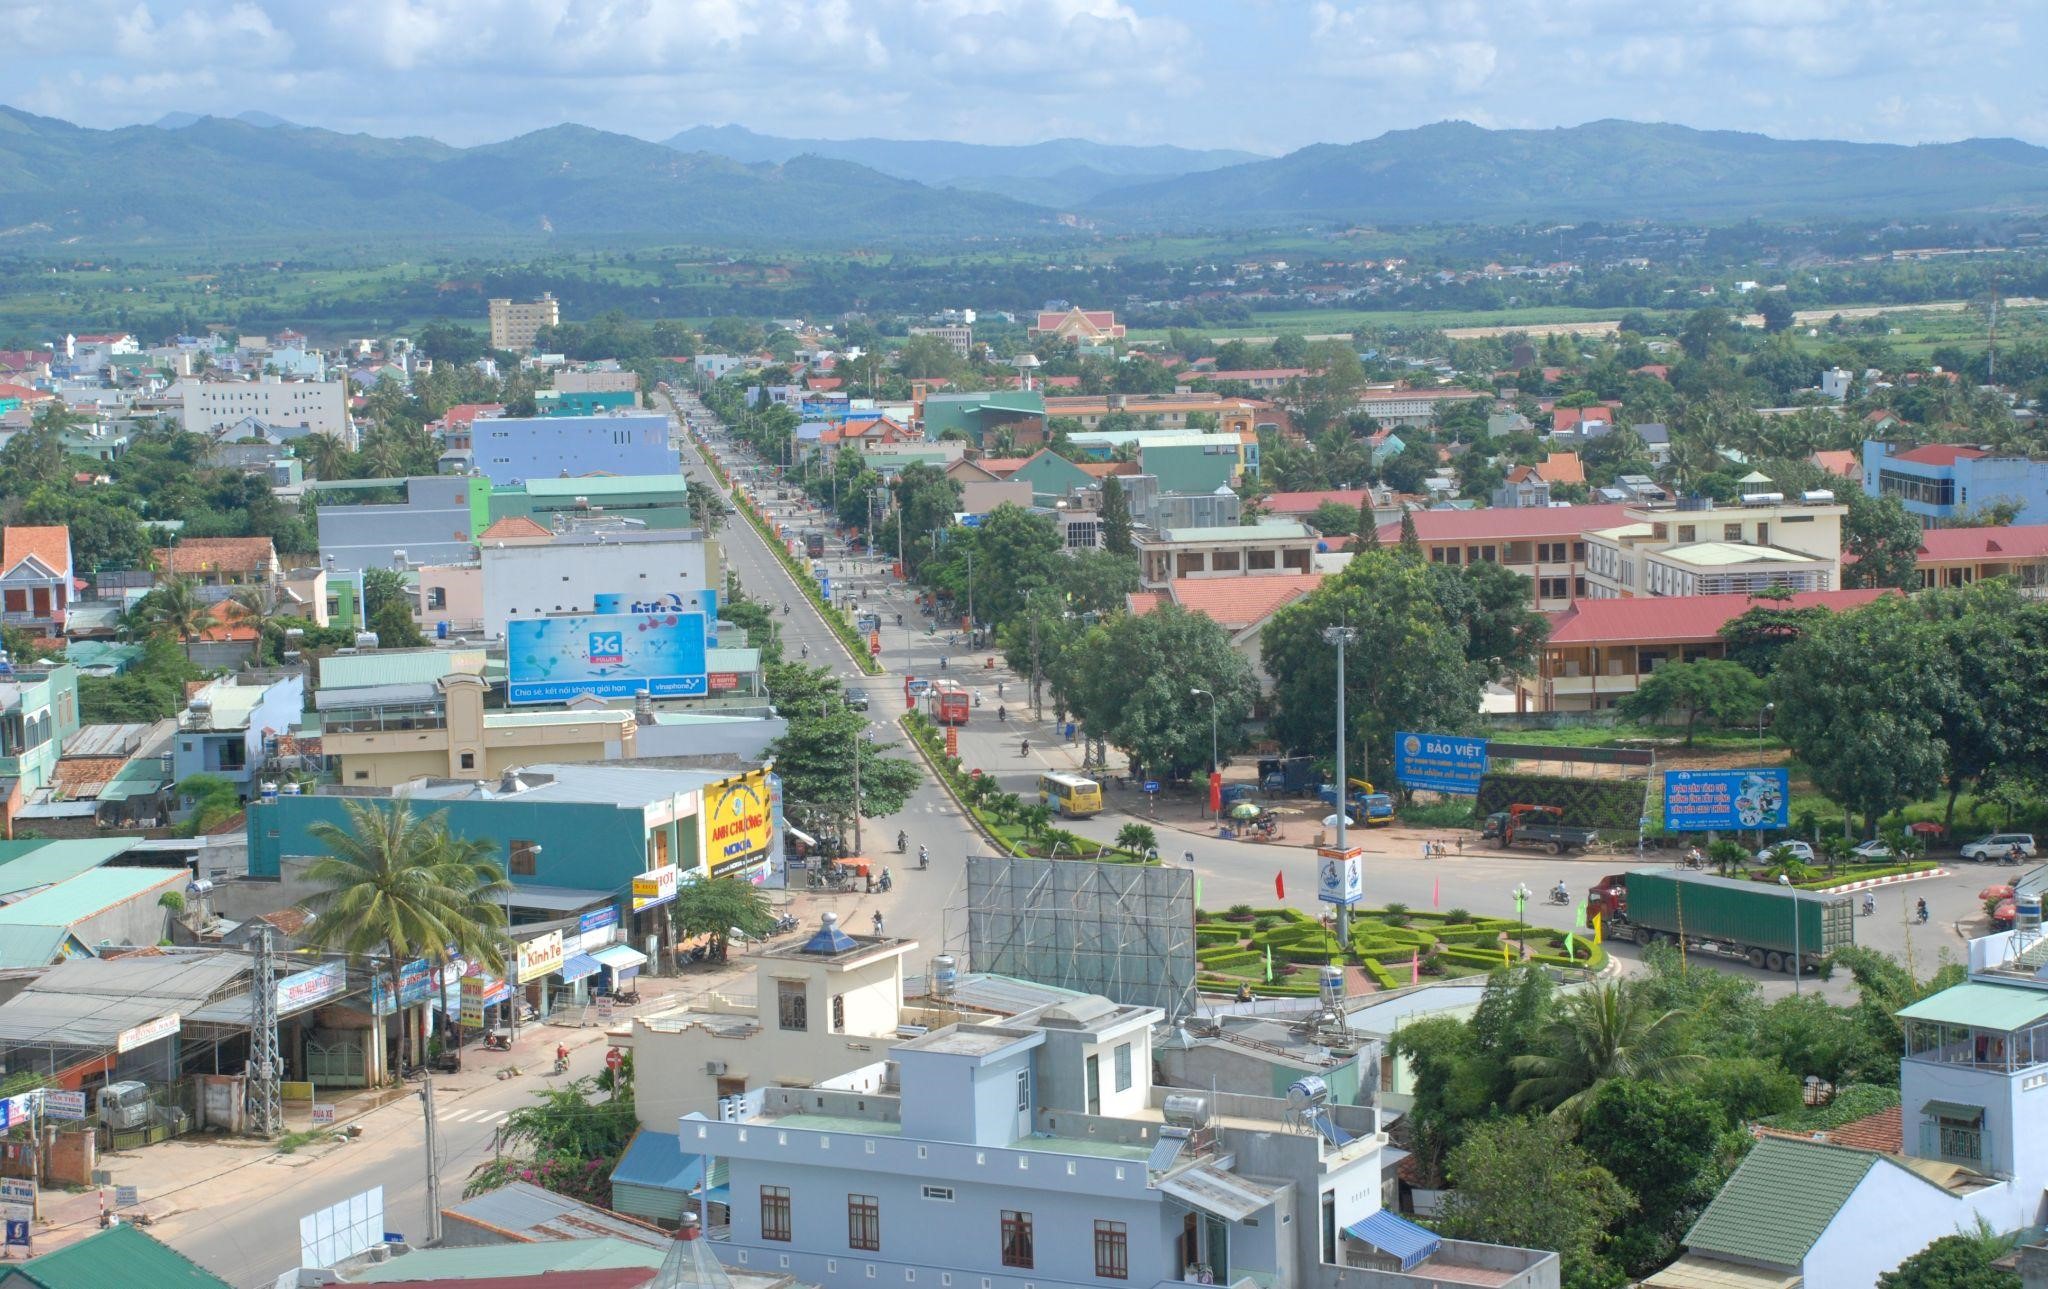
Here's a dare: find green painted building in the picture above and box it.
[921,390,1047,449]
[0,665,80,804]
[536,388,638,416]
[1008,448,1097,506]
[489,475,699,532]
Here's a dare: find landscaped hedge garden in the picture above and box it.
[1195,905,1606,997]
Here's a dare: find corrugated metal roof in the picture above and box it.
[344,1238,664,1282]
[1896,981,2048,1031]
[0,951,247,1047]
[442,1179,669,1248]
[0,925,79,970]
[523,475,691,498]
[0,840,135,895]
[314,681,441,710]
[0,868,187,928]
[1155,1163,1286,1223]
[611,1129,706,1195]
[318,648,488,690]
[1681,1137,1876,1269]
[3,1222,232,1287]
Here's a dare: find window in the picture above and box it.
[1536,541,1566,563]
[1001,1211,1034,1269]
[1723,523,1742,541]
[921,1185,955,1202]
[761,1186,791,1242]
[1572,541,1587,561]
[1016,1069,1030,1112]
[778,979,808,1032]
[510,840,539,876]
[1677,525,1696,544]
[1539,577,1569,600]
[848,1194,880,1252]
[832,994,845,1032]
[1093,1221,1128,1280]
[1113,1042,1133,1092]
[459,752,476,770]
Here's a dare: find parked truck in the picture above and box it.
[1587,868,1854,975]
[1482,804,1600,854]
[1258,756,1318,796]
[1317,778,1395,825]
[804,532,826,559]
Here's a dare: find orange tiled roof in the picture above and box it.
[1132,574,1326,631]
[1077,462,1141,477]
[479,516,553,540]
[1754,1104,1902,1155]
[152,538,277,576]
[1535,452,1585,485]
[1811,450,1860,479]
[2,525,71,577]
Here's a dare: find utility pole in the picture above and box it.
[1323,625,1358,950]
[852,732,865,857]
[419,1075,443,1247]
[247,923,281,1139]
[1029,611,1043,720]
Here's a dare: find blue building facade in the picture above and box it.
[471,413,679,486]
[1862,440,2048,526]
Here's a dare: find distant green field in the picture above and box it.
[1785,302,2045,362]
[1125,304,1638,342]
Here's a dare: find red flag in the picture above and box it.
[1275,871,1286,900]
[1208,771,1222,816]
[1410,948,1420,985]
[1432,876,1440,908]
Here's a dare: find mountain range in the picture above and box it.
[1086,119,2048,223]
[4,110,2048,251]
[662,124,1260,205]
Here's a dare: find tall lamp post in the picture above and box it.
[1190,688,1218,818]
[1779,872,1802,996]
[1511,882,1532,958]
[1322,626,1358,949]
[1756,701,1775,848]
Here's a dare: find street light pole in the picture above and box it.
[1512,882,1532,958]
[1322,626,1358,949]
[1191,688,1218,818]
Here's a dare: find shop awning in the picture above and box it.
[556,953,600,983]
[592,944,648,971]
[1345,1210,1441,1272]
[786,825,818,847]
[1921,1100,1984,1125]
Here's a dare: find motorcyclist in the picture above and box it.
[897,830,908,854]
[998,706,1007,722]
[1916,898,1930,923]
[1863,892,1876,917]
[800,644,808,658]
[1551,879,1570,903]
[1020,738,1030,757]
[872,911,886,935]
[917,844,929,870]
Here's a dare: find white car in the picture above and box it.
[1850,839,1897,861]
[1961,833,2038,863]
[1755,840,1815,864]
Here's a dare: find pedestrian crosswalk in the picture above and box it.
[438,1106,513,1125]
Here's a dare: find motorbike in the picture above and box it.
[917,846,929,870]
[897,831,908,854]
[879,870,893,893]
[1546,889,1571,906]
[553,1053,571,1076]
[773,912,799,934]
[483,1030,512,1052]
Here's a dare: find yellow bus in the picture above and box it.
[1038,772,1104,819]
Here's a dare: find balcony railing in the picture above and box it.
[1920,1122,1983,1168]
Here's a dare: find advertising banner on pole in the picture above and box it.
[516,930,564,984]
[507,611,708,704]
[1393,732,1489,794]
[1663,769,1789,831]
[631,864,679,912]
[1317,847,1365,906]
[276,961,347,1013]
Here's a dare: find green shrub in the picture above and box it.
[1443,907,1474,923]
[1360,958,1399,990]
[1225,904,1255,920]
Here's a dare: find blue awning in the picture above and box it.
[1345,1211,1441,1272]
[592,944,648,972]
[556,953,600,983]
[611,1129,715,1194]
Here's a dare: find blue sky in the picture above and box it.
[7,0,2043,153]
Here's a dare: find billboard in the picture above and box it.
[276,961,347,1013]
[516,930,563,984]
[507,610,707,704]
[594,590,717,646]
[632,864,679,911]
[706,770,774,876]
[1394,731,1489,794]
[370,958,434,1016]
[965,857,1197,1021]
[1664,769,1789,832]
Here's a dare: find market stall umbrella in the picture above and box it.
[1995,899,2017,922]
[1980,884,2016,902]
[1229,802,1263,820]
[1910,821,1946,837]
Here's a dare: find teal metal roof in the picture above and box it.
[344,1237,663,1282]
[2,1222,231,1287]
[1683,1137,1876,1268]
[0,840,135,896]
[521,475,691,498]
[1155,521,1314,543]
[0,925,82,970]
[317,648,488,690]
[0,868,187,929]
[1897,982,2048,1031]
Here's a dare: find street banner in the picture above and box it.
[1394,732,1488,794]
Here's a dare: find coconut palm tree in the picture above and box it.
[227,586,274,660]
[141,576,215,660]
[1509,980,1702,1119]
[297,432,352,481]
[297,799,510,1074]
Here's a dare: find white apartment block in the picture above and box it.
[555,368,640,394]
[178,376,348,441]
[908,325,973,359]
[480,526,722,636]
[489,293,560,352]
[1582,492,1845,599]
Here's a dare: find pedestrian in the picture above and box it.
[1184,849,1196,867]
[872,911,885,935]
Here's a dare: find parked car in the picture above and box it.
[1754,840,1815,865]
[1850,839,1897,861]
[1961,833,2038,863]
[845,691,870,712]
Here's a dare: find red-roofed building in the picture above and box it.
[1008,373,1081,391]
[1374,504,1633,608]
[1029,308,1126,344]
[1523,589,1891,711]
[1130,572,1326,692]
[0,382,55,406]
[1892,444,1987,467]
[1263,489,1372,518]
[434,402,505,450]
[0,525,72,633]
[1550,403,1620,434]
[150,537,280,590]
[1535,452,1585,486]
[1811,449,1860,479]
[1753,1104,1903,1155]
[1907,524,2048,593]
[1634,364,1671,381]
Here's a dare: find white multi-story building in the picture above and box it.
[489,293,560,352]
[178,376,348,441]
[1581,490,1845,599]
[556,367,641,394]
[678,921,1559,1289]
[908,325,973,359]
[480,526,722,636]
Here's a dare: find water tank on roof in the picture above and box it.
[1802,490,1836,504]
[932,955,957,995]
[1162,1095,1210,1129]
[1285,1076,1330,1111]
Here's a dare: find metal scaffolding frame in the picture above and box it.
[953,856,1197,1022]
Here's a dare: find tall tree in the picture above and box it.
[1397,507,1422,558]
[1098,474,1135,555]
[1436,1116,1634,1288]
[1840,491,1924,591]
[1356,489,1380,547]
[1509,980,1703,1119]
[1062,603,1259,781]
[139,576,214,660]
[670,876,774,963]
[298,800,509,1070]
[1618,659,1768,745]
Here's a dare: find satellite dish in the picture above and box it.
[1322,813,1353,829]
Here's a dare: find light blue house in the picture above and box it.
[172,674,304,802]
[0,664,81,805]
[684,969,1557,1289]
[1862,440,2048,526]
[470,413,678,486]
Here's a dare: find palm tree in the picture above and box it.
[297,799,510,1075]
[297,432,352,481]
[227,587,274,662]
[1509,981,1702,1119]
[141,576,215,660]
